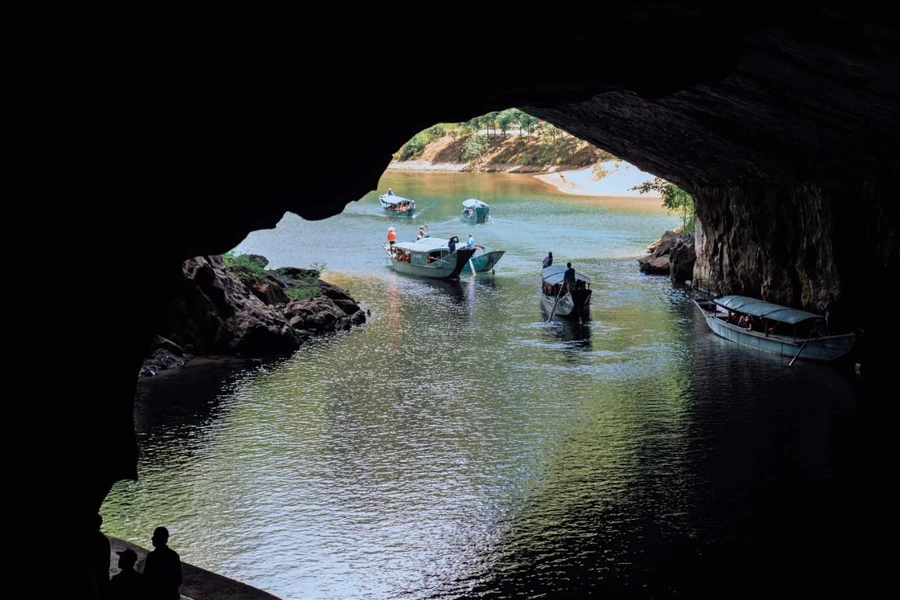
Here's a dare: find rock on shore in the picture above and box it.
[638,230,696,282]
[140,255,367,375]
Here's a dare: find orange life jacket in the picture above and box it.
[387,230,397,242]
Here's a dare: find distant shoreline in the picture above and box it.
[386,160,663,205]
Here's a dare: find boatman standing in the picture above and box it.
[387,188,394,196]
[467,233,475,250]
[564,262,576,290]
[387,226,397,246]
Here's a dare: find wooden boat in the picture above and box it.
[383,238,477,280]
[693,294,856,362]
[461,198,490,224]
[379,192,416,215]
[541,265,592,321]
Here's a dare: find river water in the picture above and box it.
[102,171,876,599]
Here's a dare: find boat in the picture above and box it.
[383,238,477,280]
[469,246,505,272]
[379,192,416,215]
[541,265,593,322]
[461,198,490,224]
[424,236,505,272]
[693,294,856,362]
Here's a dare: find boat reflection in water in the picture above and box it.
[541,305,593,348]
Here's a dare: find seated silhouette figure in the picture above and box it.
[108,548,148,599]
[92,513,110,600]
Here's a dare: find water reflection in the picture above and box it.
[102,173,876,600]
[542,317,592,347]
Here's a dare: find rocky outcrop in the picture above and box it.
[638,230,697,282]
[143,255,367,371]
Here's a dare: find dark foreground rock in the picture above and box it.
[638,230,696,282]
[141,255,368,374]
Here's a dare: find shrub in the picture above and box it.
[462,134,490,161]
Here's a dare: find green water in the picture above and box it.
[103,171,862,599]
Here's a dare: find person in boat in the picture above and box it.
[387,188,394,196]
[543,252,553,268]
[387,226,397,246]
[563,262,576,291]
[448,235,459,253]
[819,293,840,334]
[466,233,475,250]
[417,227,425,240]
[423,223,428,236]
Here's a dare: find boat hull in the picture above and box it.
[470,250,505,272]
[542,288,592,321]
[462,206,489,224]
[695,300,855,362]
[388,248,477,280]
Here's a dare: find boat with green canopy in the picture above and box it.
[693,294,856,362]
[383,237,477,280]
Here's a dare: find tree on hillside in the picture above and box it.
[497,109,517,134]
[483,111,500,135]
[463,115,483,135]
[517,111,539,136]
[632,177,695,232]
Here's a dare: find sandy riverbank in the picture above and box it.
[532,162,660,198]
[387,159,664,210]
[388,159,660,197]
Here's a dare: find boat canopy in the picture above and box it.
[381,195,413,205]
[462,198,489,209]
[393,238,457,253]
[542,265,591,285]
[713,295,823,325]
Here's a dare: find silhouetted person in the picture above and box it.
[543,252,553,268]
[108,548,148,600]
[92,513,110,599]
[820,293,841,335]
[448,235,459,253]
[564,262,576,290]
[144,527,182,600]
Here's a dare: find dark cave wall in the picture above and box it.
[691,170,900,332]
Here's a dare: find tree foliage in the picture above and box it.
[632,177,695,232]
[400,132,429,160]
[462,134,490,161]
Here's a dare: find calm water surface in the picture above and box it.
[103,172,874,599]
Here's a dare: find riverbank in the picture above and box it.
[388,127,661,199]
[387,159,662,208]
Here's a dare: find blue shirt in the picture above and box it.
[466,237,475,249]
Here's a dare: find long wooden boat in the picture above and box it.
[383,238,477,280]
[693,294,856,362]
[541,265,592,322]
